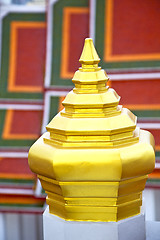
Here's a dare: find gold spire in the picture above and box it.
[72,38,107,94]
[79,38,100,65]
[28,38,155,222]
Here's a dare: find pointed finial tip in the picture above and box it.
[84,38,93,43]
[79,38,100,64]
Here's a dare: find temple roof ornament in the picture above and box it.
[28,38,155,222]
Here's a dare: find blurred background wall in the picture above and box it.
[0,0,160,239]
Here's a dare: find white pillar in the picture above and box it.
[20,214,38,240]
[5,213,21,240]
[0,213,5,240]
[43,207,146,240]
[154,189,160,221]
[143,189,156,221]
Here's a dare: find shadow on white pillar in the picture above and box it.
[143,189,156,221]
[0,213,5,240]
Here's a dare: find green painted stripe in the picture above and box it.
[132,110,160,118]
[95,0,105,66]
[0,203,44,208]
[0,179,34,184]
[41,188,46,195]
[147,179,160,183]
[0,139,36,148]
[156,151,160,158]
[49,96,59,122]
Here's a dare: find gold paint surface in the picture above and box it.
[28,38,155,222]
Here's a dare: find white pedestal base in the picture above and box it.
[43,207,145,240]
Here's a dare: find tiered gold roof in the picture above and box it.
[45,39,138,148]
[29,38,155,222]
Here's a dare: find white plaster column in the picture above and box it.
[43,207,146,240]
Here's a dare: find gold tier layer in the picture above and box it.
[46,39,138,148]
[39,174,146,222]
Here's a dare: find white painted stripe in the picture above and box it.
[0,104,43,110]
[0,152,28,158]
[41,92,51,133]
[155,163,160,169]
[89,0,96,43]
[0,188,34,195]
[34,179,43,197]
[109,73,160,80]
[44,90,69,96]
[137,123,160,129]
[44,0,58,88]
[0,5,45,19]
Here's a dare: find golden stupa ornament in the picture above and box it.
[28,38,155,222]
